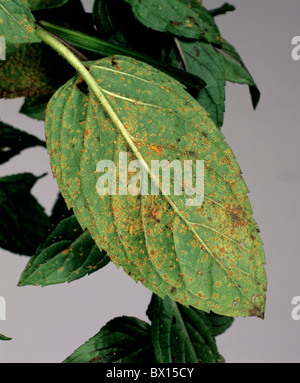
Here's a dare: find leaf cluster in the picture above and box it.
[0,0,266,364]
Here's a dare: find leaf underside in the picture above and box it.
[0,0,40,44]
[0,43,73,100]
[45,55,266,318]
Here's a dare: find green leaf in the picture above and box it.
[63,316,155,363]
[0,173,50,255]
[124,0,223,44]
[209,3,236,17]
[19,94,51,121]
[45,55,266,318]
[0,0,40,44]
[0,334,11,341]
[0,120,46,164]
[216,39,260,109]
[94,0,173,62]
[18,215,110,287]
[169,39,226,128]
[149,295,223,363]
[27,0,69,11]
[204,311,234,337]
[92,0,115,38]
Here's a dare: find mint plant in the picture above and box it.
[0,0,267,363]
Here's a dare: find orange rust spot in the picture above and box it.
[150,145,163,154]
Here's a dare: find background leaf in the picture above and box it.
[63,316,155,363]
[0,120,46,164]
[216,39,260,109]
[18,215,110,287]
[45,55,266,318]
[0,334,11,341]
[148,295,224,363]
[28,0,69,11]
[209,3,236,17]
[38,20,206,94]
[0,173,50,255]
[204,311,234,337]
[49,191,74,225]
[19,94,50,121]
[92,0,115,38]
[0,0,40,44]
[168,39,226,128]
[124,0,223,44]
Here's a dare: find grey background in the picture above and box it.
[0,0,299,363]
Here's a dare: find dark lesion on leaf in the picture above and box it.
[187,16,201,28]
[170,21,183,26]
[170,286,177,294]
[110,56,120,70]
[229,206,246,228]
[89,356,102,363]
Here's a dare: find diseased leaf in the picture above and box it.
[124,0,222,44]
[216,39,260,109]
[0,120,46,164]
[0,173,50,255]
[0,43,74,99]
[0,0,40,44]
[45,55,266,318]
[27,0,69,11]
[0,334,11,341]
[63,316,155,363]
[18,215,110,287]
[169,39,226,128]
[149,295,223,363]
[0,43,53,99]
